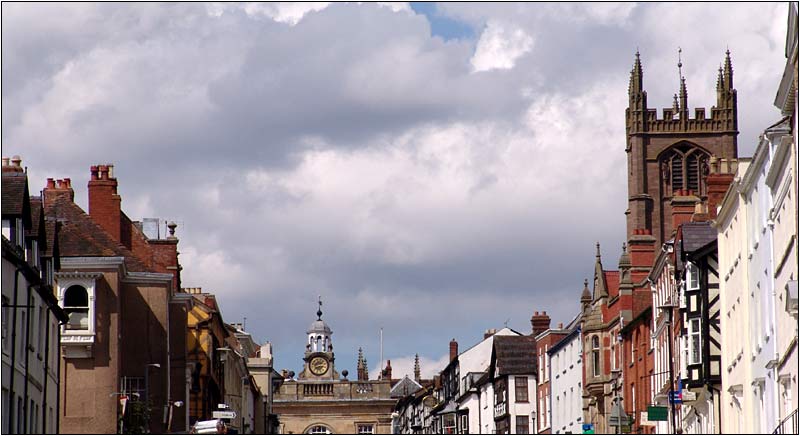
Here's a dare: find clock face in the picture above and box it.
[310,356,329,375]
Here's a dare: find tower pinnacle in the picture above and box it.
[317,295,323,320]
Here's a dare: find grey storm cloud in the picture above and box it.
[2,2,789,373]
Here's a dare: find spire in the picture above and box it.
[413,354,421,382]
[581,278,592,305]
[716,64,724,92]
[618,242,632,269]
[317,295,323,320]
[723,48,733,89]
[677,47,687,114]
[629,50,643,97]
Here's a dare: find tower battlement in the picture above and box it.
[626,50,737,135]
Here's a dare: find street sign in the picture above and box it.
[682,390,697,401]
[218,403,229,409]
[668,390,682,404]
[213,411,237,420]
[582,423,595,434]
[639,411,656,427]
[647,406,668,421]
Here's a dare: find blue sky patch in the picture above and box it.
[410,2,476,41]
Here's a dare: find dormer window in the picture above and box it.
[63,286,89,331]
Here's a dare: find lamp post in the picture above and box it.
[144,363,161,433]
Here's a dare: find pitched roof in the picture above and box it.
[680,222,717,255]
[390,376,423,398]
[44,195,148,271]
[493,335,537,376]
[1,173,28,216]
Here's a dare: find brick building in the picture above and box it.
[43,164,191,433]
[582,47,739,434]
[532,311,568,434]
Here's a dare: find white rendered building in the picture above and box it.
[548,320,583,434]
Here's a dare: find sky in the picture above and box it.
[2,2,791,379]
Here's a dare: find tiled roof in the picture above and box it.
[493,335,537,376]
[2,173,28,216]
[28,197,44,244]
[681,222,717,254]
[44,195,148,272]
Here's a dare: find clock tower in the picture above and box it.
[299,297,338,380]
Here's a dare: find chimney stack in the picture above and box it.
[670,190,700,230]
[449,339,458,361]
[88,163,122,242]
[531,310,551,336]
[705,157,737,219]
[484,328,498,340]
[2,155,24,173]
[43,177,75,207]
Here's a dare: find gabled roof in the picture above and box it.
[680,222,717,256]
[604,270,620,298]
[44,195,148,271]
[28,198,47,248]
[391,375,423,398]
[492,335,537,376]
[2,172,29,217]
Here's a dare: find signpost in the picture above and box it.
[213,410,237,420]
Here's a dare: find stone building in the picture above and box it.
[273,301,395,434]
[2,157,68,434]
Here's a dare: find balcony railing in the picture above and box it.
[494,402,507,418]
[773,409,798,434]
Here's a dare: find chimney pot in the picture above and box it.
[558,322,564,329]
[107,164,114,179]
[11,156,21,167]
[98,165,108,179]
[2,157,9,166]
[90,165,99,180]
[46,178,56,189]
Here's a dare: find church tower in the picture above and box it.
[625,49,738,257]
[299,297,338,380]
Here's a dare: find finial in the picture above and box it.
[595,242,601,258]
[317,295,323,320]
[677,46,683,78]
[622,242,627,253]
[584,278,589,288]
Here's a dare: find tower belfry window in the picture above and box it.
[661,144,710,196]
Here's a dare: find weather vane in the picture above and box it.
[317,295,323,320]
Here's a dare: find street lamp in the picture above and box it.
[144,363,161,433]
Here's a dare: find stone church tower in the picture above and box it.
[625,50,738,253]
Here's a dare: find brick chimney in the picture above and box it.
[705,157,737,219]
[382,360,392,380]
[2,155,24,174]
[43,177,75,207]
[484,328,498,340]
[531,311,551,336]
[88,164,122,242]
[449,339,458,361]
[670,189,700,231]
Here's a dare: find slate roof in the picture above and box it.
[390,376,423,398]
[680,222,717,255]
[1,173,28,216]
[493,335,537,376]
[44,195,148,272]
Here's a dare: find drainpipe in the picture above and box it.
[42,306,50,432]
[23,284,32,433]
[165,289,172,433]
[8,268,21,432]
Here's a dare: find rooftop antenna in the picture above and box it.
[379,327,384,380]
[243,317,247,331]
[504,318,510,328]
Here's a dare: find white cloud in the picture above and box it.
[471,20,534,72]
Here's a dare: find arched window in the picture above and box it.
[660,144,710,196]
[591,336,600,377]
[63,285,89,330]
[307,424,332,434]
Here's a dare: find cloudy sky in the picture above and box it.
[2,2,790,378]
